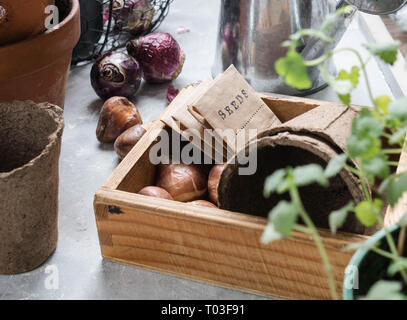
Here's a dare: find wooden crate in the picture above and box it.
[93,93,403,300]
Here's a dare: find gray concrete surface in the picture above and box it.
[0,1,399,300]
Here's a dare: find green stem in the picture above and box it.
[384,149,403,155]
[294,224,313,235]
[304,52,332,67]
[359,176,372,202]
[378,216,399,258]
[288,177,339,300]
[387,161,401,167]
[345,164,371,201]
[371,247,398,260]
[382,132,393,139]
[377,216,407,284]
[344,164,361,176]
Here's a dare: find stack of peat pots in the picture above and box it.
[0,0,80,274]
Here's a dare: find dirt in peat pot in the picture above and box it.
[219,144,365,234]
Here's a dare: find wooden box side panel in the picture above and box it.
[94,190,367,300]
[101,120,165,192]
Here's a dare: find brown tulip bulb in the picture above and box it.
[138,186,173,200]
[156,163,207,202]
[114,124,147,159]
[96,96,142,143]
[189,200,217,208]
[208,164,225,205]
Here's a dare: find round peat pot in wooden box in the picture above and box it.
[0,0,80,108]
[0,101,64,274]
[218,104,366,234]
[343,225,406,300]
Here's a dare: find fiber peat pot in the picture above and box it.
[343,226,406,300]
[218,103,367,234]
[0,0,80,108]
[93,93,406,299]
[0,101,64,274]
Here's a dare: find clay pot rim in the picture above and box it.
[0,0,79,50]
[0,101,64,179]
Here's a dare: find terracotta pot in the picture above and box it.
[0,0,55,46]
[0,101,64,274]
[0,0,80,108]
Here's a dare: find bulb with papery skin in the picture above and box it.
[208,164,225,206]
[91,51,143,100]
[126,32,186,83]
[96,96,142,143]
[189,200,217,208]
[156,163,207,202]
[139,186,173,200]
[114,124,146,159]
[106,0,155,36]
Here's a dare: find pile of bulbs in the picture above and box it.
[93,31,186,159]
[91,32,185,100]
[96,96,146,159]
[139,163,225,208]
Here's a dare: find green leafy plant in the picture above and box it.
[263,6,407,300]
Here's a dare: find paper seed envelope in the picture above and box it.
[188,65,281,153]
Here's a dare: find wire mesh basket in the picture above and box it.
[72,0,173,65]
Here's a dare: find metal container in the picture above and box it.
[212,0,356,95]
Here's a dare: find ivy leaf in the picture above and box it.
[388,258,407,277]
[261,224,283,244]
[354,199,383,227]
[385,172,407,207]
[276,179,291,194]
[360,280,407,300]
[338,94,351,106]
[347,134,381,160]
[275,50,312,90]
[268,201,299,237]
[293,164,328,187]
[364,41,401,65]
[374,95,392,114]
[336,67,360,106]
[337,66,360,86]
[388,97,407,122]
[264,169,286,198]
[361,155,390,180]
[389,126,407,145]
[329,201,354,234]
[325,154,347,178]
[353,112,385,137]
[319,65,353,96]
